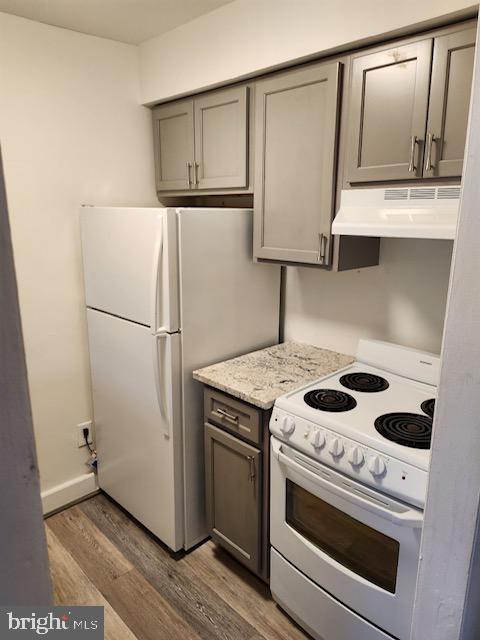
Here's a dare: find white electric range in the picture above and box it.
[269,339,439,640]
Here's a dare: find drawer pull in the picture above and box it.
[215,408,239,424]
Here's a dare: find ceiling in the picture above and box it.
[0,0,235,44]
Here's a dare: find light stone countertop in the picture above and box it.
[193,341,355,410]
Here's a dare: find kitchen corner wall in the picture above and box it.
[0,12,158,511]
[284,239,453,357]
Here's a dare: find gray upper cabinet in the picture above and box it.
[152,101,195,191]
[194,87,248,189]
[346,24,476,184]
[205,423,262,574]
[254,62,342,265]
[152,86,249,193]
[346,40,433,183]
[424,27,476,178]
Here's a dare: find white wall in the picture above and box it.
[139,0,476,104]
[0,12,158,511]
[284,239,453,356]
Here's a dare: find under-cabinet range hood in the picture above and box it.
[332,186,461,239]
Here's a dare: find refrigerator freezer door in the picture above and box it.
[81,207,179,332]
[87,308,184,550]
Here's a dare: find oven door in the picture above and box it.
[270,437,423,640]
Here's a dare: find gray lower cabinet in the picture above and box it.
[346,40,433,182]
[424,27,476,178]
[203,387,270,579]
[152,86,249,193]
[205,423,262,574]
[253,62,342,265]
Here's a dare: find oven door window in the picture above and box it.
[286,480,399,593]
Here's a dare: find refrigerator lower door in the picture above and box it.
[81,207,179,332]
[87,308,183,550]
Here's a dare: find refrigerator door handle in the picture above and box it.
[150,215,166,334]
[153,333,171,439]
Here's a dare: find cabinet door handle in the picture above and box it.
[186,162,192,187]
[408,135,418,173]
[215,408,239,424]
[248,456,256,482]
[424,132,435,173]
[193,162,199,187]
[317,233,327,264]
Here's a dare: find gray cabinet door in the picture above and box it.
[346,40,432,183]
[194,87,248,189]
[424,27,476,178]
[205,422,261,574]
[152,100,195,191]
[254,62,341,265]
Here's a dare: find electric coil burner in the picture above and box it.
[421,398,435,418]
[340,372,389,393]
[374,412,432,449]
[304,389,357,412]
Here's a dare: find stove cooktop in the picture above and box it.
[270,340,440,507]
[275,362,436,471]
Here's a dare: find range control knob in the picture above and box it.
[329,437,344,457]
[280,415,296,436]
[367,455,387,477]
[347,446,364,467]
[310,429,325,449]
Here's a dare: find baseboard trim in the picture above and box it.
[41,472,98,516]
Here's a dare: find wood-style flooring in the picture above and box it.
[46,493,308,640]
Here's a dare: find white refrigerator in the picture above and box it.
[81,207,280,551]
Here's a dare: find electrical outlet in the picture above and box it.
[77,421,94,448]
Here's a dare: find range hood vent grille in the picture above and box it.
[410,187,436,199]
[384,188,408,200]
[383,186,461,201]
[437,186,462,199]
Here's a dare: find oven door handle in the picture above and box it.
[272,439,423,528]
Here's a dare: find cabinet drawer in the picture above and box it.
[204,388,261,445]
